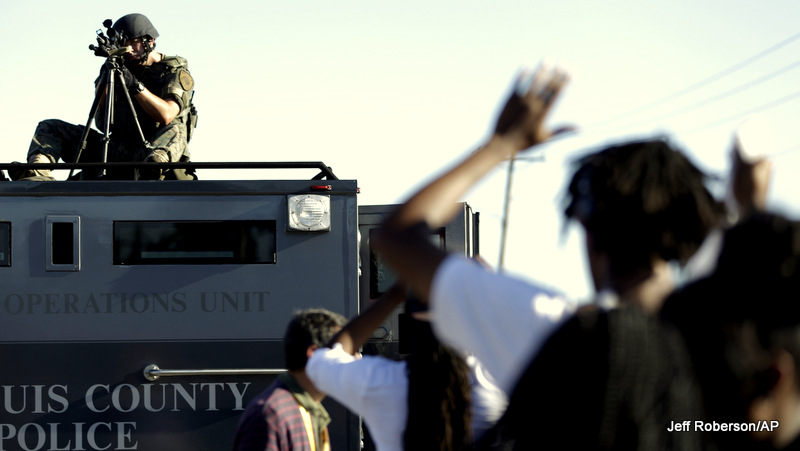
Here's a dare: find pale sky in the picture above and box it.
[2,1,800,301]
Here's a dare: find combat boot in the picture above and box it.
[139,149,170,180]
[9,153,57,181]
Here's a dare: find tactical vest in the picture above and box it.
[156,55,198,142]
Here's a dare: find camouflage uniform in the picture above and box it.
[26,55,196,180]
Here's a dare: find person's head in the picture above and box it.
[112,13,159,66]
[563,138,723,293]
[662,212,800,449]
[284,308,347,371]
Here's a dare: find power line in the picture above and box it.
[497,34,800,256]
[598,58,800,134]
[682,89,800,135]
[584,31,800,130]
[775,144,800,157]
[564,86,800,150]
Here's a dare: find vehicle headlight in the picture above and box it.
[287,195,331,232]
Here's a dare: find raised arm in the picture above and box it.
[372,63,572,302]
[326,284,406,355]
[730,115,774,219]
[731,149,772,219]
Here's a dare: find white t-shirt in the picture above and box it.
[430,254,575,394]
[307,344,407,451]
[306,343,507,451]
[682,227,724,281]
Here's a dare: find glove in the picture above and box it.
[119,65,145,95]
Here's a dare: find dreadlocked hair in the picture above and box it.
[403,320,472,451]
[564,138,725,277]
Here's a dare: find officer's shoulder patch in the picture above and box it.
[161,55,189,69]
[179,70,194,91]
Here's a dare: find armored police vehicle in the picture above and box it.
[0,162,478,451]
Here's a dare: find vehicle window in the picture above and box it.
[114,220,277,265]
[0,222,9,266]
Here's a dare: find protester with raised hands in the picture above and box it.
[370,60,726,449]
[371,62,577,396]
[685,115,777,281]
[305,284,506,451]
[372,59,723,388]
[662,212,800,450]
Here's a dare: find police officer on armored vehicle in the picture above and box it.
[14,13,196,181]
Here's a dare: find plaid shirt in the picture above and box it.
[233,376,330,451]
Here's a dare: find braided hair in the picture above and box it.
[403,319,473,451]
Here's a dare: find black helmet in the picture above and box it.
[112,13,159,41]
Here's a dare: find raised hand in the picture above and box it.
[494,61,573,151]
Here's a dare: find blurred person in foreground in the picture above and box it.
[684,115,776,281]
[371,61,723,396]
[662,212,800,450]
[370,61,722,449]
